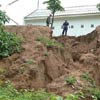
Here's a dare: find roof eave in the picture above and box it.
[24,12,100,21]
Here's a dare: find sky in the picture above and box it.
[0,0,100,25]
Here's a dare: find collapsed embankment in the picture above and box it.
[0,25,100,95]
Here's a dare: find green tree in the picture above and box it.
[0,10,22,58]
[43,0,64,28]
[0,10,10,31]
[97,3,100,11]
[0,10,9,25]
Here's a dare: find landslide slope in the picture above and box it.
[0,25,99,95]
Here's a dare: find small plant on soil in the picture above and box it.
[0,67,6,74]
[44,51,48,56]
[36,36,63,48]
[65,91,84,100]
[49,95,63,100]
[80,73,95,87]
[84,87,100,100]
[65,75,77,85]
[25,59,35,65]
[22,59,36,68]
[65,94,79,100]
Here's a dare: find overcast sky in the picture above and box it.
[0,0,100,25]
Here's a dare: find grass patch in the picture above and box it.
[80,73,95,86]
[36,36,63,48]
[0,81,63,100]
[65,75,77,85]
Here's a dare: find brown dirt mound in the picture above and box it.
[0,25,100,95]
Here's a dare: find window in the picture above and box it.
[71,25,74,28]
[81,25,84,28]
[91,24,94,28]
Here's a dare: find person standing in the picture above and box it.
[62,20,69,36]
[46,14,52,27]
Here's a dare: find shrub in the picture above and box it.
[0,10,22,58]
[49,95,63,100]
[44,52,48,56]
[65,94,79,100]
[0,10,10,25]
[85,87,100,100]
[0,31,22,57]
[0,81,64,100]
[0,67,6,74]
[65,75,77,85]
[31,89,50,100]
[36,36,63,48]
[65,91,85,100]
[80,73,95,86]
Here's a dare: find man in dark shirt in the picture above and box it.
[62,20,69,36]
[46,14,52,27]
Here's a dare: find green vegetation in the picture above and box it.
[0,10,10,26]
[43,0,64,28]
[0,80,100,100]
[83,87,100,100]
[0,10,22,58]
[0,81,64,100]
[79,73,100,100]
[65,75,77,85]
[80,73,95,86]
[66,94,79,100]
[25,59,35,65]
[36,36,63,48]
[44,52,48,56]
[0,31,22,57]
[49,96,63,100]
[0,67,6,74]
[97,3,100,11]
[65,92,84,100]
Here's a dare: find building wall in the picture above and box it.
[25,15,100,36]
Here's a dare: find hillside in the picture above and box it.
[0,25,100,97]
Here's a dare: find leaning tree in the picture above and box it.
[0,10,10,31]
[43,0,64,29]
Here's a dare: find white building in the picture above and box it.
[24,5,100,36]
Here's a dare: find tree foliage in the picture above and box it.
[0,10,22,58]
[43,0,64,28]
[97,3,100,11]
[0,10,10,26]
[43,0,64,14]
